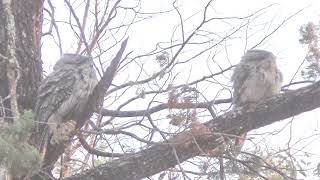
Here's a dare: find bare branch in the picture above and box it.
[100,98,230,117]
[77,135,133,157]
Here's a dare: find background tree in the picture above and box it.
[0,0,320,179]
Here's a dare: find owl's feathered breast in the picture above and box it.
[35,61,98,133]
[232,50,281,107]
[35,69,75,130]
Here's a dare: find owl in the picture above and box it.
[35,54,98,155]
[231,49,282,147]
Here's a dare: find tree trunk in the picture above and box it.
[0,0,43,115]
[0,0,43,179]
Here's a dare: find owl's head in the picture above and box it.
[53,54,94,71]
[242,49,276,62]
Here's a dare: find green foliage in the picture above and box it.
[0,110,41,177]
[4,110,34,142]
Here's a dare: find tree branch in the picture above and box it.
[77,135,132,157]
[100,98,231,117]
[67,81,320,180]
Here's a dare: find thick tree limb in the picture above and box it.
[67,81,320,180]
[88,37,129,113]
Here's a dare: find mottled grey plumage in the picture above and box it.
[232,50,282,107]
[35,54,98,152]
[231,49,282,147]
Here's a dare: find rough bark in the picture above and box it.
[0,0,43,116]
[66,81,320,180]
[12,0,43,110]
[0,0,43,179]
